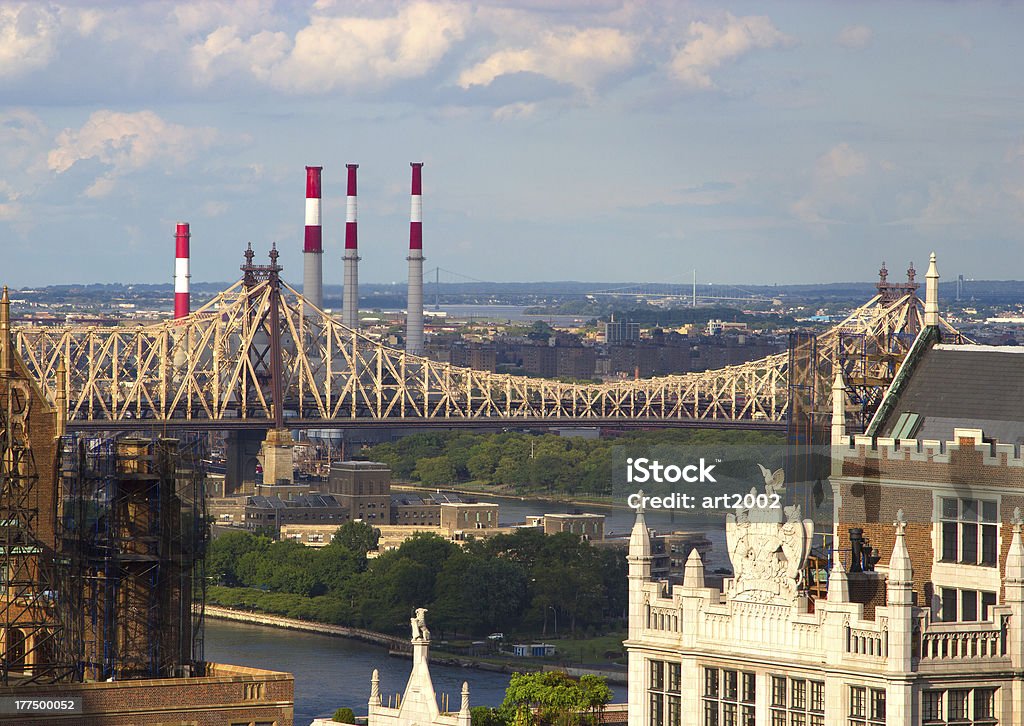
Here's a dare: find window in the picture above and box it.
[849,686,884,726]
[771,676,823,726]
[939,588,998,622]
[703,667,754,726]
[647,660,680,726]
[922,688,997,725]
[940,498,998,565]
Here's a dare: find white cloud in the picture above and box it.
[191,2,470,93]
[191,26,290,85]
[0,3,59,79]
[458,26,636,91]
[172,0,278,35]
[0,109,50,222]
[48,110,218,197]
[669,13,791,90]
[837,24,872,49]
[492,101,538,121]
[817,142,867,179]
[791,143,870,227]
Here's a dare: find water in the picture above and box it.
[204,619,627,725]
[379,304,587,327]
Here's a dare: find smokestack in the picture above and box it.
[343,164,360,329]
[924,251,939,327]
[304,166,324,309]
[406,162,425,355]
[174,222,191,319]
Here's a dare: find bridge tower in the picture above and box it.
[236,245,295,489]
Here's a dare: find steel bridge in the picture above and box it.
[11,250,961,432]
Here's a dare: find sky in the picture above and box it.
[0,0,1022,287]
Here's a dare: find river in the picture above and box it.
[204,619,627,725]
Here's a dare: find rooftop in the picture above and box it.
[875,342,1024,444]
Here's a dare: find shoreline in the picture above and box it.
[391,483,618,510]
[205,605,626,684]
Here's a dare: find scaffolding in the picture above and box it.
[58,433,207,681]
[0,379,74,685]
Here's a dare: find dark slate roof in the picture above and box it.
[877,344,1024,443]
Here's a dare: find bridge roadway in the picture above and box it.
[65,415,788,433]
[15,258,954,439]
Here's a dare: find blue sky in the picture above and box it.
[1,1,1021,286]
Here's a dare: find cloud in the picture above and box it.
[190,26,290,85]
[817,142,867,179]
[47,110,218,197]
[791,143,870,226]
[669,13,791,90]
[191,2,470,93]
[0,3,58,79]
[457,25,636,92]
[836,24,872,49]
[0,109,50,222]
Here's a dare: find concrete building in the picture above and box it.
[439,502,500,535]
[328,461,392,523]
[240,493,349,535]
[527,513,606,541]
[625,276,1024,726]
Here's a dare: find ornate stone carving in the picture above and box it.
[411,607,430,642]
[725,465,814,603]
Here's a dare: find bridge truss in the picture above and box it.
[12,254,962,428]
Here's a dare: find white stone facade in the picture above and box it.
[625,478,1024,725]
[367,609,472,726]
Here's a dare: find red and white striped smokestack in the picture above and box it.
[303,166,324,309]
[406,162,425,354]
[174,222,191,319]
[343,164,360,330]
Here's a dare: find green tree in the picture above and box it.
[413,455,457,486]
[500,672,611,726]
[472,707,508,726]
[332,520,380,561]
[333,707,356,723]
[207,530,262,586]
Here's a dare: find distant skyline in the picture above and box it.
[1,1,1022,286]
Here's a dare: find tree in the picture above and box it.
[413,455,457,486]
[332,520,380,561]
[333,707,355,723]
[472,707,508,726]
[500,672,611,726]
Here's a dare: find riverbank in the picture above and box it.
[392,483,616,509]
[205,606,626,684]
[205,606,411,652]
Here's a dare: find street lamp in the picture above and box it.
[548,606,558,638]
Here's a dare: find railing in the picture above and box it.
[920,617,1007,662]
[846,624,887,659]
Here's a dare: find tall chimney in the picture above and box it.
[304,166,324,309]
[406,162,425,354]
[343,164,360,330]
[924,251,939,327]
[174,222,191,319]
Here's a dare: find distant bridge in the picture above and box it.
[12,251,961,431]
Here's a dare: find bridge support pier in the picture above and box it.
[261,427,295,486]
[224,429,265,496]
